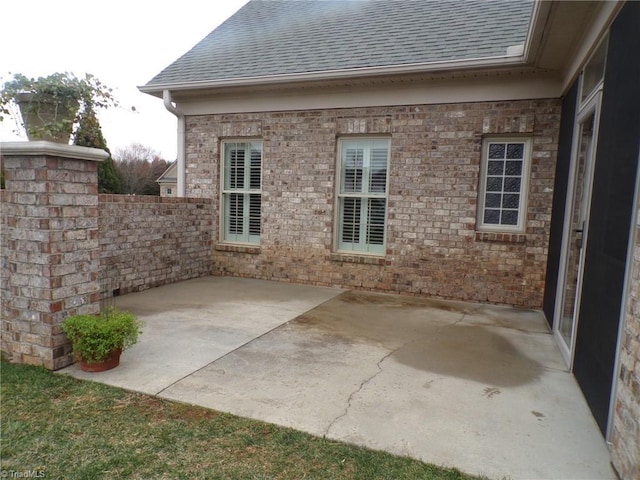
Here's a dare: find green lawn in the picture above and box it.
[1,362,483,479]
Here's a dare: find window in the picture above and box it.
[166,188,172,195]
[337,138,389,254]
[221,141,262,244]
[580,35,608,104]
[478,137,531,232]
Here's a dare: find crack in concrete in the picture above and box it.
[446,305,484,328]
[323,345,400,438]
[324,305,483,435]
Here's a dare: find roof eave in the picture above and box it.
[138,54,528,97]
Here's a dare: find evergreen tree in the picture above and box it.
[73,108,124,194]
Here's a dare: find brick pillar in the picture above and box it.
[1,141,107,370]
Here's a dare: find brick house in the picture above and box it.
[156,161,177,197]
[140,1,640,478]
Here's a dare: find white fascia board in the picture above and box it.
[138,55,528,96]
[523,0,553,64]
[560,1,623,94]
[174,71,562,116]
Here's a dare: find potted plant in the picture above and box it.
[0,72,116,143]
[61,308,143,372]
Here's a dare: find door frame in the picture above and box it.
[553,89,602,368]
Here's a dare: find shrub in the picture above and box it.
[62,308,143,364]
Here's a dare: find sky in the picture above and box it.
[0,0,250,160]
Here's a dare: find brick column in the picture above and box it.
[1,141,107,370]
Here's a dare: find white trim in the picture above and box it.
[163,90,186,197]
[156,162,177,183]
[578,35,609,110]
[0,141,108,162]
[176,116,186,197]
[219,139,263,245]
[553,90,602,368]
[560,1,621,95]
[334,137,390,256]
[139,55,529,95]
[173,71,561,116]
[477,137,532,234]
[522,0,552,65]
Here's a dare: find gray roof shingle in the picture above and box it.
[146,0,534,87]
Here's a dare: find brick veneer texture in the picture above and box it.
[1,189,7,357]
[611,208,640,480]
[1,155,101,370]
[185,100,561,308]
[99,195,213,296]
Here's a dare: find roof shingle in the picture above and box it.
[146,0,534,87]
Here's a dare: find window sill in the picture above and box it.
[330,252,387,265]
[215,243,261,254]
[475,231,526,243]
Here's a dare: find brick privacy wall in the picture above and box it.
[99,195,213,296]
[185,100,561,308]
[1,155,101,370]
[611,208,640,480]
[1,189,7,357]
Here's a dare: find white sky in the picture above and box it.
[0,0,249,160]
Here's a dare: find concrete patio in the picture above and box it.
[60,276,615,480]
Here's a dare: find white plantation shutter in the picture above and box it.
[222,142,262,243]
[338,139,389,254]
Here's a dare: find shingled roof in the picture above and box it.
[145,0,534,89]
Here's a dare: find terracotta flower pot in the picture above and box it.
[79,348,122,372]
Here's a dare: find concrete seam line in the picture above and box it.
[153,290,347,396]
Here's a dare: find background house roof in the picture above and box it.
[145,0,534,88]
[156,162,177,184]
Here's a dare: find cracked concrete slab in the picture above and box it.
[160,318,388,434]
[59,276,343,395]
[61,279,615,480]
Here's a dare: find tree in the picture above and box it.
[113,143,168,196]
[73,107,124,194]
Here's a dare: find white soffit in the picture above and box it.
[529,1,622,94]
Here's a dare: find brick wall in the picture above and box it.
[611,207,640,480]
[0,146,213,369]
[1,151,102,369]
[1,189,7,357]
[99,195,213,297]
[185,100,561,308]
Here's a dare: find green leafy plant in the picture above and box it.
[0,72,116,141]
[61,308,143,364]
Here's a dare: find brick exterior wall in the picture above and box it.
[99,195,213,297]
[1,152,102,369]
[1,189,7,358]
[159,183,177,197]
[0,147,213,369]
[185,100,561,308]
[611,207,640,480]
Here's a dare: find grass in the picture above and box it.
[1,362,483,480]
